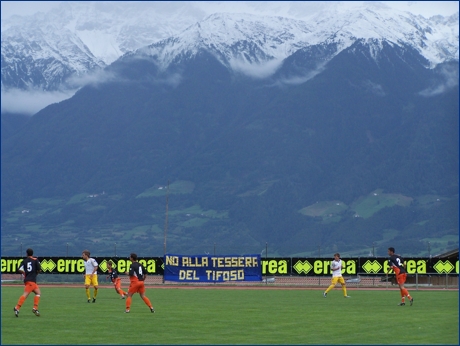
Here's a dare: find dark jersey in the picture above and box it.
[20,256,41,283]
[128,262,146,282]
[108,269,120,282]
[388,254,406,275]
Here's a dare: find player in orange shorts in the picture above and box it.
[124,253,154,313]
[106,260,126,299]
[387,247,413,306]
[14,248,42,317]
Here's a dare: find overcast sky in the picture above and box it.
[1,1,459,20]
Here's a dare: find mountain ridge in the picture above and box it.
[1,39,458,256]
[2,4,458,94]
[1,3,458,257]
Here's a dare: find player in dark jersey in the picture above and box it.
[124,253,154,313]
[14,248,42,317]
[387,247,413,306]
[106,260,127,298]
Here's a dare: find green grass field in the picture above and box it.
[1,286,458,345]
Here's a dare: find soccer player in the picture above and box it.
[82,250,99,303]
[323,253,350,298]
[106,260,126,299]
[14,248,42,317]
[387,247,413,306]
[124,253,154,313]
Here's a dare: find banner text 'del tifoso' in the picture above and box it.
[164,254,261,282]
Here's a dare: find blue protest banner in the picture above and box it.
[164,254,262,282]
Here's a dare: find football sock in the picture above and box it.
[93,288,98,298]
[16,295,26,309]
[86,288,90,299]
[325,285,334,294]
[33,295,40,309]
[403,289,411,299]
[126,297,132,310]
[142,296,152,308]
[342,285,348,296]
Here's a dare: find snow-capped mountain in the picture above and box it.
[1,1,206,92]
[137,8,458,78]
[133,13,314,79]
[1,2,458,93]
[1,20,105,90]
[2,3,459,257]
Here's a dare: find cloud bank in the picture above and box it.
[229,58,284,79]
[418,64,459,97]
[1,69,119,115]
[1,88,76,115]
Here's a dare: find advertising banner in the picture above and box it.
[1,256,458,276]
[0,257,163,275]
[291,258,359,276]
[164,254,262,282]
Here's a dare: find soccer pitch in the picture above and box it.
[2,286,458,345]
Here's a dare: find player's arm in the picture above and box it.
[331,262,341,271]
[386,265,394,274]
[18,265,24,274]
[90,259,98,275]
[125,265,133,275]
[386,258,393,274]
[385,263,391,274]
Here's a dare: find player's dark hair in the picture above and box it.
[334,253,340,258]
[388,247,395,253]
[82,250,90,257]
[26,248,33,256]
[107,260,113,266]
[130,253,138,261]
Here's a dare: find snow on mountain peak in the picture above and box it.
[1,2,458,94]
[136,12,315,78]
[135,8,458,78]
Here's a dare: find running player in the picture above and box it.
[124,253,154,313]
[323,253,350,298]
[107,260,126,299]
[14,248,42,317]
[387,247,413,306]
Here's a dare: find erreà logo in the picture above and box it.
[293,260,313,274]
[40,259,57,272]
[433,260,455,274]
[361,260,382,274]
[98,260,108,272]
